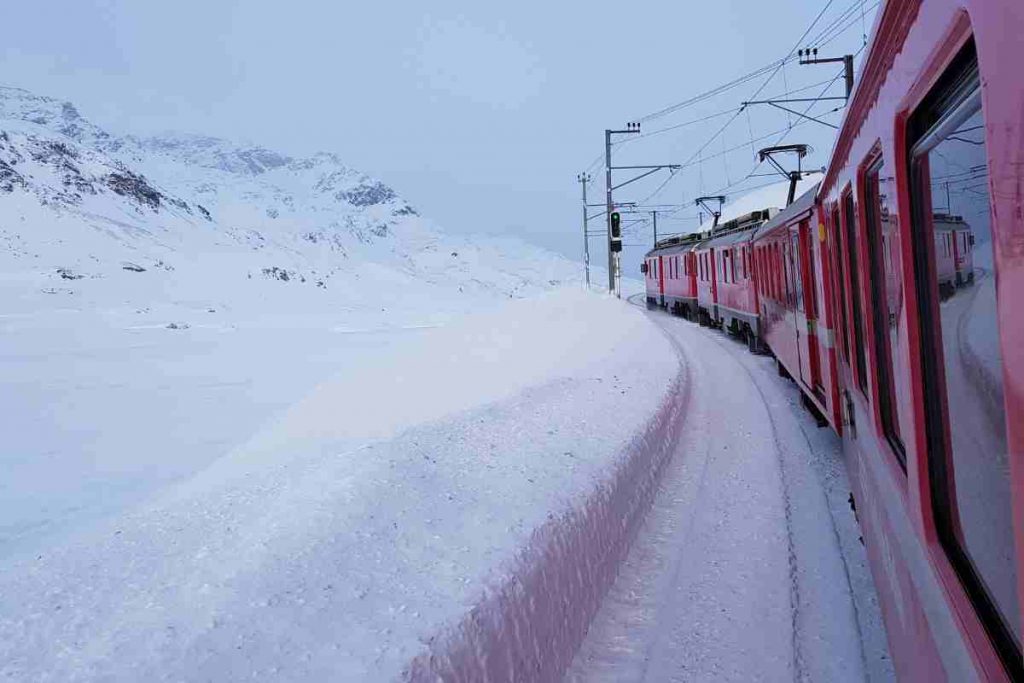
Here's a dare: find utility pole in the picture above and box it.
[605,122,640,296]
[604,122,679,297]
[651,210,658,245]
[604,129,615,293]
[577,172,592,289]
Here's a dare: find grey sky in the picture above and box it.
[4,1,877,277]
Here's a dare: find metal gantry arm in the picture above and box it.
[742,100,841,129]
[611,164,681,191]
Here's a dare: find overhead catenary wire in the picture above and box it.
[638,0,838,206]
[576,0,875,176]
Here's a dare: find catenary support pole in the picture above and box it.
[605,130,614,292]
[578,172,591,289]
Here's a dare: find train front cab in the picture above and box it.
[642,253,664,308]
[661,246,698,319]
[821,5,1023,679]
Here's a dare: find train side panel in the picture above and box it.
[818,0,1024,678]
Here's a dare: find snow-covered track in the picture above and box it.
[567,311,892,682]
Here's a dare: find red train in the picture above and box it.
[642,0,1023,678]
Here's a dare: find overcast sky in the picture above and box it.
[3,0,877,279]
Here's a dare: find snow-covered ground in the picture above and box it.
[1,288,680,681]
[0,84,591,556]
[568,304,894,683]
[2,84,887,681]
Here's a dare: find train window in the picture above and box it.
[843,192,868,392]
[863,156,907,465]
[832,207,851,361]
[731,248,737,282]
[804,222,819,319]
[791,233,804,313]
[772,244,779,298]
[757,249,764,294]
[908,40,1020,668]
[779,243,787,300]
[779,243,786,300]
[772,245,778,298]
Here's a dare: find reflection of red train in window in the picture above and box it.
[933,213,975,297]
[642,1,1022,677]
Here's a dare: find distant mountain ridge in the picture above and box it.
[0,86,577,320]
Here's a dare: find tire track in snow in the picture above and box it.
[693,323,806,682]
[703,330,872,680]
[569,303,884,682]
[569,308,797,681]
[696,322,885,682]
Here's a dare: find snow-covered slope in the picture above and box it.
[0,85,578,327]
[0,85,585,560]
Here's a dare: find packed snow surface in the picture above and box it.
[568,307,894,683]
[3,86,679,680]
[0,84,591,555]
[0,288,677,681]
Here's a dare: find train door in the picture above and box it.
[787,230,805,383]
[688,251,697,301]
[709,247,718,305]
[799,220,825,398]
[657,255,665,306]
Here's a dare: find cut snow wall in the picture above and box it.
[403,364,688,682]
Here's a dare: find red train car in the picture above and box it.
[644,234,701,318]
[752,185,841,429]
[642,252,664,308]
[637,1,1023,676]
[693,234,717,326]
[706,224,761,351]
[691,209,775,332]
[812,0,1024,678]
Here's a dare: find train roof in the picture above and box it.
[933,213,967,230]
[645,231,703,257]
[643,179,822,257]
[714,178,818,225]
[752,182,820,238]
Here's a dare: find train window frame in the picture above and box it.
[832,205,851,361]
[842,187,869,394]
[861,151,907,468]
[906,38,1022,672]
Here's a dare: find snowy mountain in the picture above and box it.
[0,86,578,325]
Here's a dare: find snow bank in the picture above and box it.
[0,289,682,681]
